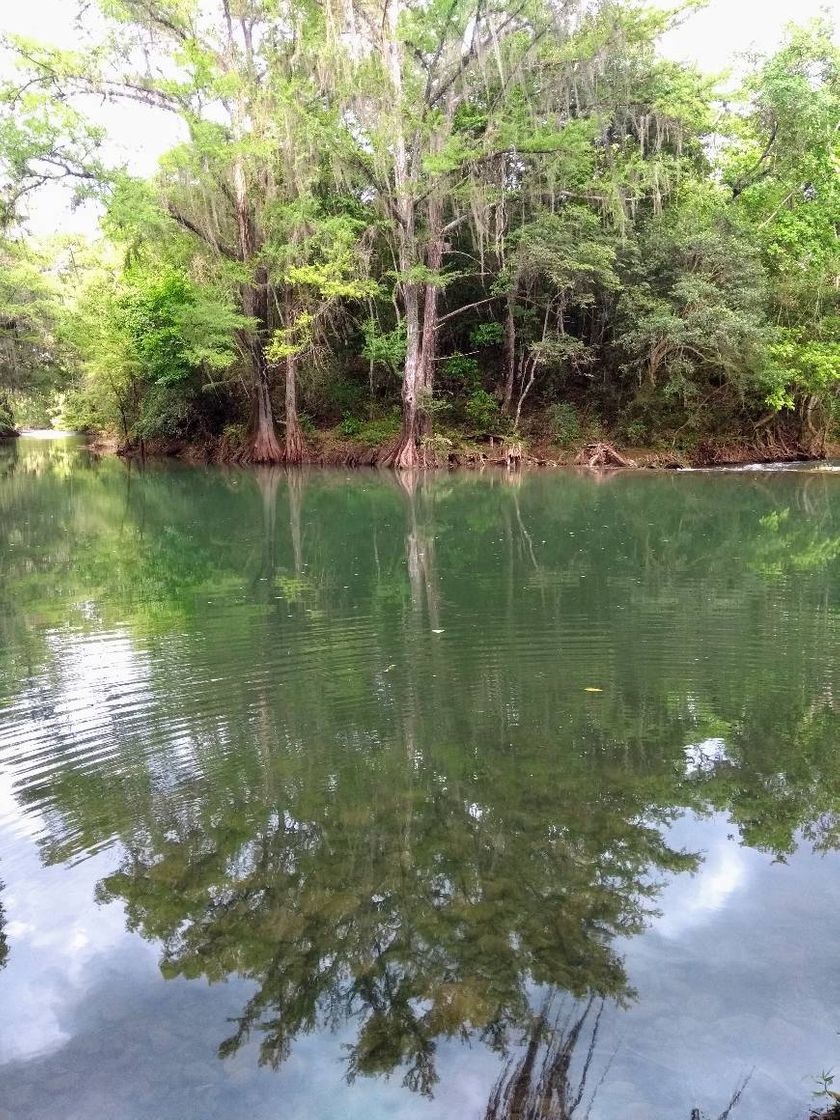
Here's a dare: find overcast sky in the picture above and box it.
[3,0,839,235]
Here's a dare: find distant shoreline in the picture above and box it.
[7,428,838,472]
[100,434,839,472]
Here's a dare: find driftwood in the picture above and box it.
[574,442,637,469]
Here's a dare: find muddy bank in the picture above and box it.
[100,429,838,471]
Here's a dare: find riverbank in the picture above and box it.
[96,427,838,471]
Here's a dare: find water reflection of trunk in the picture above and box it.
[503,474,549,612]
[392,472,443,893]
[485,995,606,1120]
[0,884,8,971]
[253,466,282,592]
[398,470,441,631]
[287,469,304,578]
[252,467,285,788]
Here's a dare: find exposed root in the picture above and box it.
[503,439,524,469]
[575,442,638,469]
[379,432,419,469]
[248,423,284,464]
[379,430,437,469]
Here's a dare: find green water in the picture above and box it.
[1,434,840,1120]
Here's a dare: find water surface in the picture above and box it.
[1,435,839,1120]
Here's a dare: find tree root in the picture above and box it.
[574,442,638,469]
[248,425,284,464]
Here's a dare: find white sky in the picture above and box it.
[2,0,838,236]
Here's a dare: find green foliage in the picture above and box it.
[0,4,837,452]
[62,254,241,441]
[765,328,840,411]
[614,213,770,431]
[465,389,500,435]
[361,318,407,377]
[338,413,363,438]
[546,401,581,446]
[442,352,480,387]
[0,238,66,422]
[353,412,402,445]
[0,394,15,436]
[469,322,504,347]
[515,207,619,301]
[622,418,649,446]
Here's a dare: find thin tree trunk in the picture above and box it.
[232,109,281,463]
[384,281,423,468]
[282,289,305,464]
[247,278,282,463]
[501,294,516,414]
[417,196,444,439]
[380,0,422,469]
[283,352,305,463]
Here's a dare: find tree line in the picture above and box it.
[0,0,838,465]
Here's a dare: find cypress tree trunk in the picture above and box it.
[380,0,423,470]
[383,281,423,468]
[251,344,283,463]
[246,270,282,464]
[233,123,281,463]
[283,351,305,464]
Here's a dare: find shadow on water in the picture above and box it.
[1,438,840,1117]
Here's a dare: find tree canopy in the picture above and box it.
[0,2,837,461]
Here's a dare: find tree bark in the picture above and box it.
[416,196,444,439]
[501,295,516,415]
[383,280,423,468]
[246,271,282,464]
[283,351,305,464]
[379,0,422,469]
[251,342,283,463]
[231,101,281,463]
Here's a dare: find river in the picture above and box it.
[1,433,839,1120]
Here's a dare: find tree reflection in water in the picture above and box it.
[485,994,606,1120]
[1,443,840,1115]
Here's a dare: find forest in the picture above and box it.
[0,0,838,467]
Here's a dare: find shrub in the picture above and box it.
[622,418,648,446]
[465,389,501,435]
[0,396,15,436]
[356,412,402,445]
[220,423,247,453]
[469,322,504,347]
[420,431,454,459]
[133,383,197,441]
[546,401,581,446]
[339,414,363,438]
[442,353,480,388]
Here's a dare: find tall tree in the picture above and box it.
[333,0,565,465]
[9,0,363,461]
[725,20,840,446]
